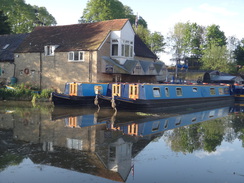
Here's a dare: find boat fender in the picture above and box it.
[24,68,29,75]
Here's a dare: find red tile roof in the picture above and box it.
[15,19,129,53]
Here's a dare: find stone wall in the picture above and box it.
[0,62,15,85]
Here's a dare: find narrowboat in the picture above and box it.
[98,83,234,111]
[51,82,109,106]
[233,85,244,101]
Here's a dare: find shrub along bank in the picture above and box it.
[0,84,54,101]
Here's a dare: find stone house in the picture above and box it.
[14,19,167,91]
[0,33,28,85]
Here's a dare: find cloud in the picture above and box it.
[199,3,238,17]
[195,146,234,159]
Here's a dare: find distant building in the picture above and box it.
[203,71,244,84]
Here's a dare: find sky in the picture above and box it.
[25,0,244,64]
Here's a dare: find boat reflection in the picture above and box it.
[0,102,243,182]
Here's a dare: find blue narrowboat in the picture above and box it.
[98,83,233,110]
[51,82,109,106]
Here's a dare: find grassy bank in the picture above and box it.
[0,84,54,101]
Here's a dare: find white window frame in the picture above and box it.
[111,39,134,58]
[44,45,57,56]
[111,39,119,56]
[68,51,84,62]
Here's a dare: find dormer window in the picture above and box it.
[44,45,57,56]
[111,39,134,58]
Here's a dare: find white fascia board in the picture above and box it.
[98,31,111,51]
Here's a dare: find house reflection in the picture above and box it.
[0,103,242,182]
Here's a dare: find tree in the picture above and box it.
[80,0,126,23]
[200,43,230,72]
[233,38,244,66]
[33,6,57,26]
[168,22,204,63]
[148,31,166,56]
[0,11,11,34]
[205,24,227,47]
[0,0,56,33]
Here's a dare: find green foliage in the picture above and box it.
[80,0,126,22]
[0,153,23,171]
[200,43,230,72]
[169,22,204,61]
[0,11,11,34]
[34,88,54,99]
[148,31,166,56]
[233,38,244,66]
[0,84,53,101]
[205,24,227,47]
[0,0,56,33]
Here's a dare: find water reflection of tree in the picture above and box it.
[165,118,228,153]
[230,114,244,147]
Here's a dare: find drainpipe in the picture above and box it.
[89,51,93,83]
[40,52,42,90]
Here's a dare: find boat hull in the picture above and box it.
[99,95,234,111]
[51,92,98,106]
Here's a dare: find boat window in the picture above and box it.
[176,87,182,96]
[175,118,181,126]
[165,87,170,97]
[129,84,139,99]
[153,88,161,97]
[94,85,103,94]
[128,123,138,135]
[192,87,198,92]
[164,120,169,129]
[68,117,77,128]
[218,88,224,95]
[209,111,215,118]
[210,88,216,95]
[112,84,120,96]
[69,83,78,96]
[152,121,160,131]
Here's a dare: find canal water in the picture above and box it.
[0,101,244,183]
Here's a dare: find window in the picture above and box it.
[125,44,130,57]
[44,45,56,56]
[121,44,125,56]
[152,121,160,131]
[176,87,182,96]
[111,39,118,56]
[210,88,216,95]
[112,44,118,56]
[175,118,181,126]
[112,39,133,58]
[68,51,84,61]
[164,120,169,129]
[218,88,224,95]
[165,87,170,97]
[94,85,103,94]
[153,88,161,97]
[192,87,198,92]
